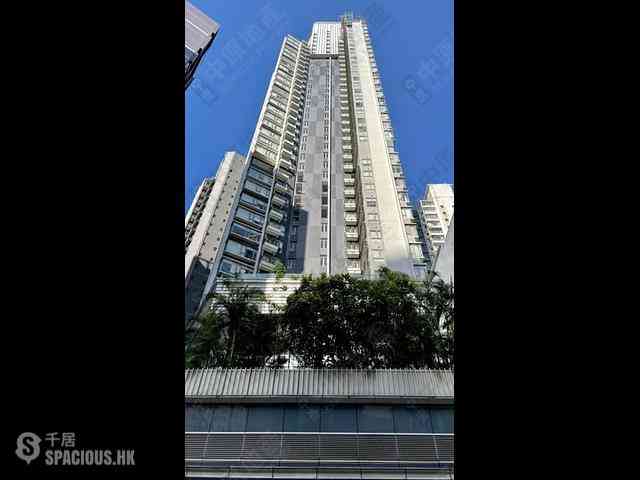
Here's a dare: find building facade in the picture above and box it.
[433,215,454,284]
[185,1,220,89]
[417,184,454,264]
[185,152,246,321]
[194,15,429,305]
[185,368,455,479]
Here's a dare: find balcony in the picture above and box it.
[344,188,356,198]
[271,194,288,209]
[269,208,285,223]
[285,123,299,136]
[346,230,359,240]
[283,139,297,152]
[253,146,277,166]
[345,214,358,225]
[262,239,280,255]
[346,247,360,258]
[274,181,291,195]
[347,266,362,275]
[266,222,285,238]
[281,148,295,161]
[261,120,282,137]
[344,163,354,172]
[259,258,277,272]
[344,201,357,211]
[275,168,292,184]
[279,159,295,173]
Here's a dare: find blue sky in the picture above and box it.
[186,0,453,211]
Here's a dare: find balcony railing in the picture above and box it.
[266,223,285,238]
[259,258,277,272]
[271,194,288,209]
[269,208,285,223]
[344,201,356,211]
[262,240,280,255]
[274,181,292,195]
[346,248,360,258]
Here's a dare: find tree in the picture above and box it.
[185,309,224,368]
[185,269,454,369]
[281,268,455,369]
[185,276,287,368]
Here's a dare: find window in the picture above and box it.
[247,167,273,186]
[236,207,264,227]
[230,222,261,243]
[239,193,267,212]
[320,255,328,267]
[321,207,328,218]
[321,223,328,233]
[320,238,327,249]
[219,259,252,276]
[244,179,271,198]
[224,239,258,261]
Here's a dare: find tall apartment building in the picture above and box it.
[185,152,245,321]
[417,184,454,264]
[193,15,429,303]
[185,1,219,89]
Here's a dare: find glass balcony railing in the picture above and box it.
[266,223,285,238]
[345,214,358,225]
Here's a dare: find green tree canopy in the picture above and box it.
[185,269,454,369]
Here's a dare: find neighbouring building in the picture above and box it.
[185,368,455,479]
[192,14,430,309]
[185,1,220,89]
[433,214,454,284]
[185,152,246,322]
[417,184,454,265]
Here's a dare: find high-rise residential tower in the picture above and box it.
[185,1,219,89]
[417,184,454,264]
[195,15,429,304]
[185,151,245,321]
